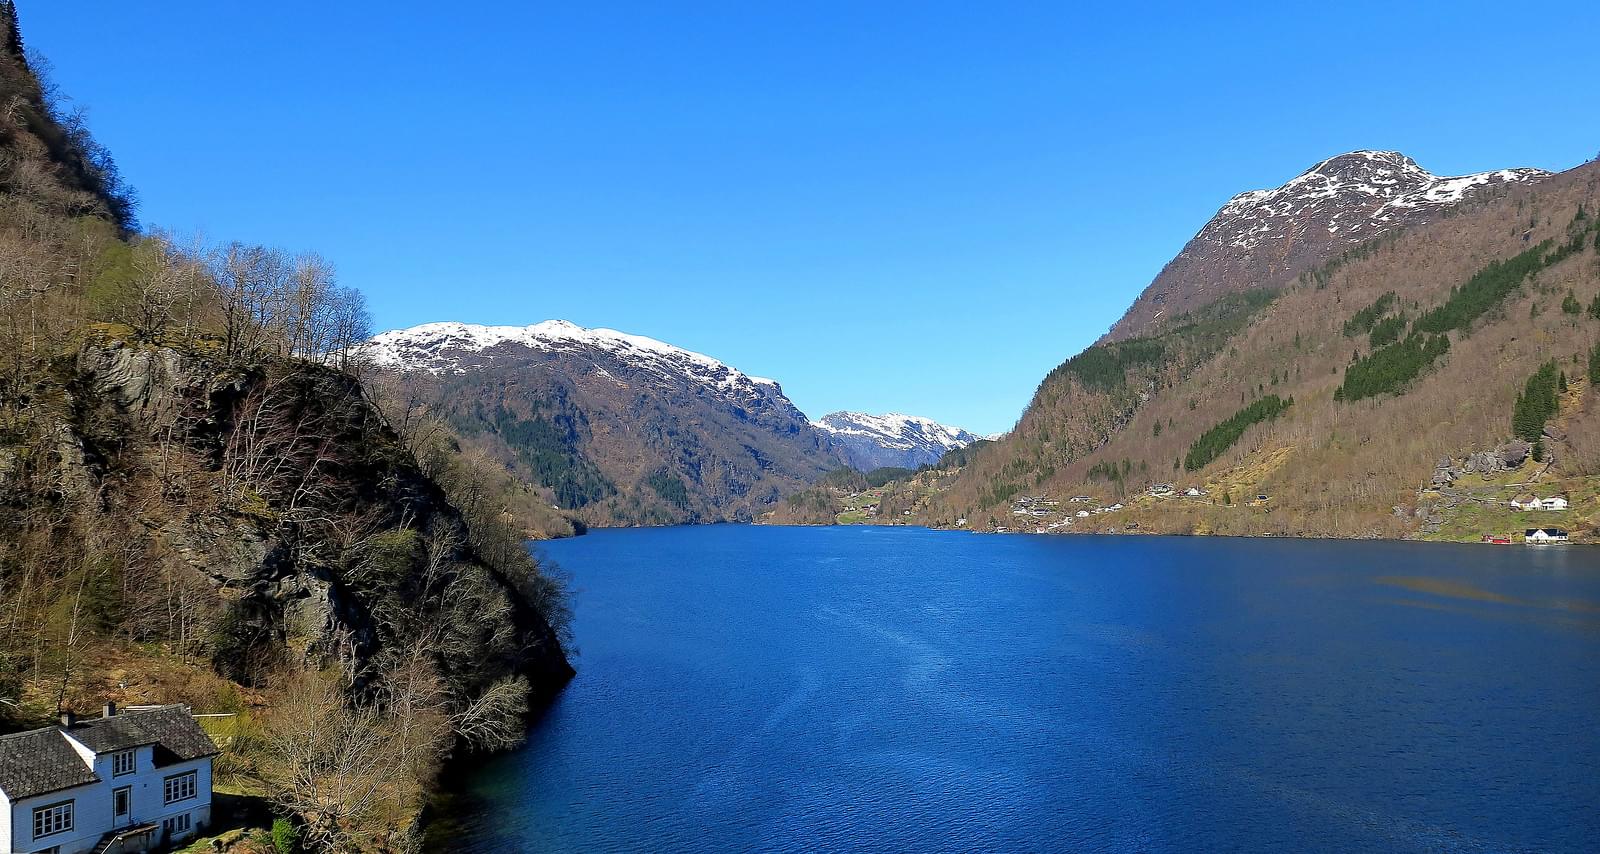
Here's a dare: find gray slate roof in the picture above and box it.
[0,706,219,800]
[0,728,100,800]
[70,705,220,764]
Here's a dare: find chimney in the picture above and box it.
[103,701,117,718]
[59,710,76,727]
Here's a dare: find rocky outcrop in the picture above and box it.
[1430,440,1533,486]
[42,336,573,705]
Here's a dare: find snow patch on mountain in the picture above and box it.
[1213,151,1547,251]
[1105,149,1551,342]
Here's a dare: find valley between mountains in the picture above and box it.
[369,150,1600,545]
[4,3,1596,850]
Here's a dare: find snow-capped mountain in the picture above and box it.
[362,320,841,525]
[1106,150,1550,340]
[363,320,782,406]
[814,411,983,472]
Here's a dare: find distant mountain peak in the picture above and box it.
[362,319,838,524]
[814,411,981,471]
[363,319,779,397]
[1105,150,1551,340]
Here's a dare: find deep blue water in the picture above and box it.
[442,526,1600,853]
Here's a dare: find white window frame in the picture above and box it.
[112,748,136,776]
[113,785,132,820]
[163,770,197,804]
[32,800,73,839]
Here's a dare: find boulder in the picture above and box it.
[1498,441,1530,469]
[1463,451,1502,474]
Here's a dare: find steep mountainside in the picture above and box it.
[0,8,574,845]
[932,155,1600,540]
[363,321,843,525]
[1106,151,1548,341]
[812,411,981,471]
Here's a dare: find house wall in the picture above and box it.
[6,755,213,854]
[1,788,12,853]
[9,781,108,854]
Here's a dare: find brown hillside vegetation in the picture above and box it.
[0,8,573,849]
[930,159,1600,540]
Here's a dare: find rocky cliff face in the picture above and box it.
[1105,151,1549,341]
[363,321,843,525]
[15,332,573,703]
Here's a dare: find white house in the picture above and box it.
[0,704,217,854]
[1524,528,1570,544]
[1512,495,1569,511]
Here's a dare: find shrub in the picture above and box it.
[271,817,301,854]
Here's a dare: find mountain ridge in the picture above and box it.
[364,319,841,526]
[1105,150,1550,341]
[812,411,982,471]
[913,152,1600,542]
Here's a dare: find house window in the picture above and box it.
[163,770,197,804]
[113,785,131,820]
[32,801,73,839]
[112,748,136,776]
[162,813,192,838]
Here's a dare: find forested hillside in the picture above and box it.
[0,8,572,849]
[931,156,1600,540]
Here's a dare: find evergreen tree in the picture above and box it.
[1335,333,1451,401]
[0,1,21,61]
[1511,360,1561,444]
[1415,241,1552,334]
[1343,292,1396,337]
[1184,395,1293,471]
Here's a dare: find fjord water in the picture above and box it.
[443,527,1600,852]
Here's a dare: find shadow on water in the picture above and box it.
[419,678,572,852]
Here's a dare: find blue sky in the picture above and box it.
[23,2,1600,435]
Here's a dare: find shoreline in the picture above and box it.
[578,520,1597,548]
